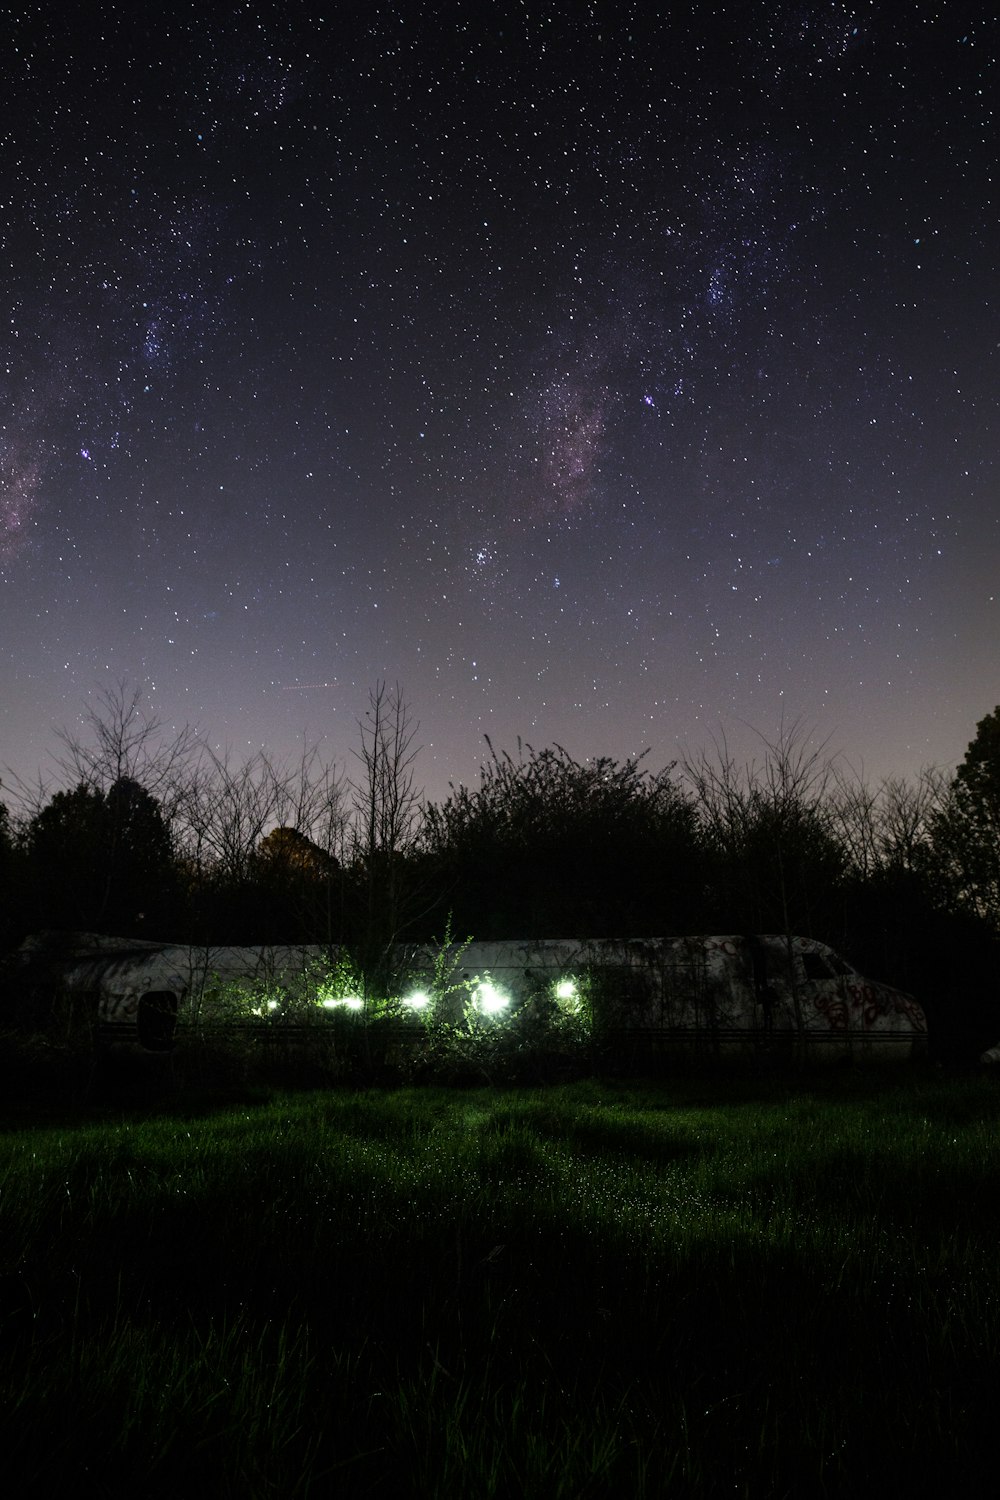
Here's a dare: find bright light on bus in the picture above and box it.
[319,995,363,1011]
[474,982,509,1015]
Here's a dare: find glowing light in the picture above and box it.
[319,995,363,1011]
[402,991,430,1009]
[251,998,282,1017]
[474,981,509,1015]
[555,978,578,1001]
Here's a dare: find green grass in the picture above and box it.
[2,1070,999,1496]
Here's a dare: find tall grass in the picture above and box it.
[2,1072,998,1496]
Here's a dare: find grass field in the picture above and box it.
[1,1069,998,1497]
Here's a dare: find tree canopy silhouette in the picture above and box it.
[24,777,176,935]
[423,741,702,936]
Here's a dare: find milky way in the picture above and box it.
[2,2,997,802]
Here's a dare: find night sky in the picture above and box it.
[2,2,997,805]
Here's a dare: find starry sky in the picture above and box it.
[2,1,998,805]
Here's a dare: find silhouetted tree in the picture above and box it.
[50,680,200,826]
[684,725,846,941]
[249,826,340,943]
[820,748,1000,1059]
[930,707,1000,930]
[829,767,949,886]
[25,784,109,931]
[345,682,426,995]
[0,793,23,953]
[177,743,346,942]
[423,741,702,937]
[104,776,177,929]
[23,778,177,935]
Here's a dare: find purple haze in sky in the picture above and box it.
[2,4,997,802]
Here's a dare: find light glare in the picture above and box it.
[475,981,509,1014]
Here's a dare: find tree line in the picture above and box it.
[3,684,1000,1054]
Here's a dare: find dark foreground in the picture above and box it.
[1,1069,997,1497]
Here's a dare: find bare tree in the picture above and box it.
[347,681,424,998]
[685,722,840,927]
[827,767,881,882]
[3,683,198,935]
[3,680,200,830]
[829,765,949,880]
[279,740,349,865]
[683,721,843,1053]
[179,743,347,895]
[180,748,289,888]
[53,680,200,822]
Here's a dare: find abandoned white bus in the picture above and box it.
[26,931,927,1060]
